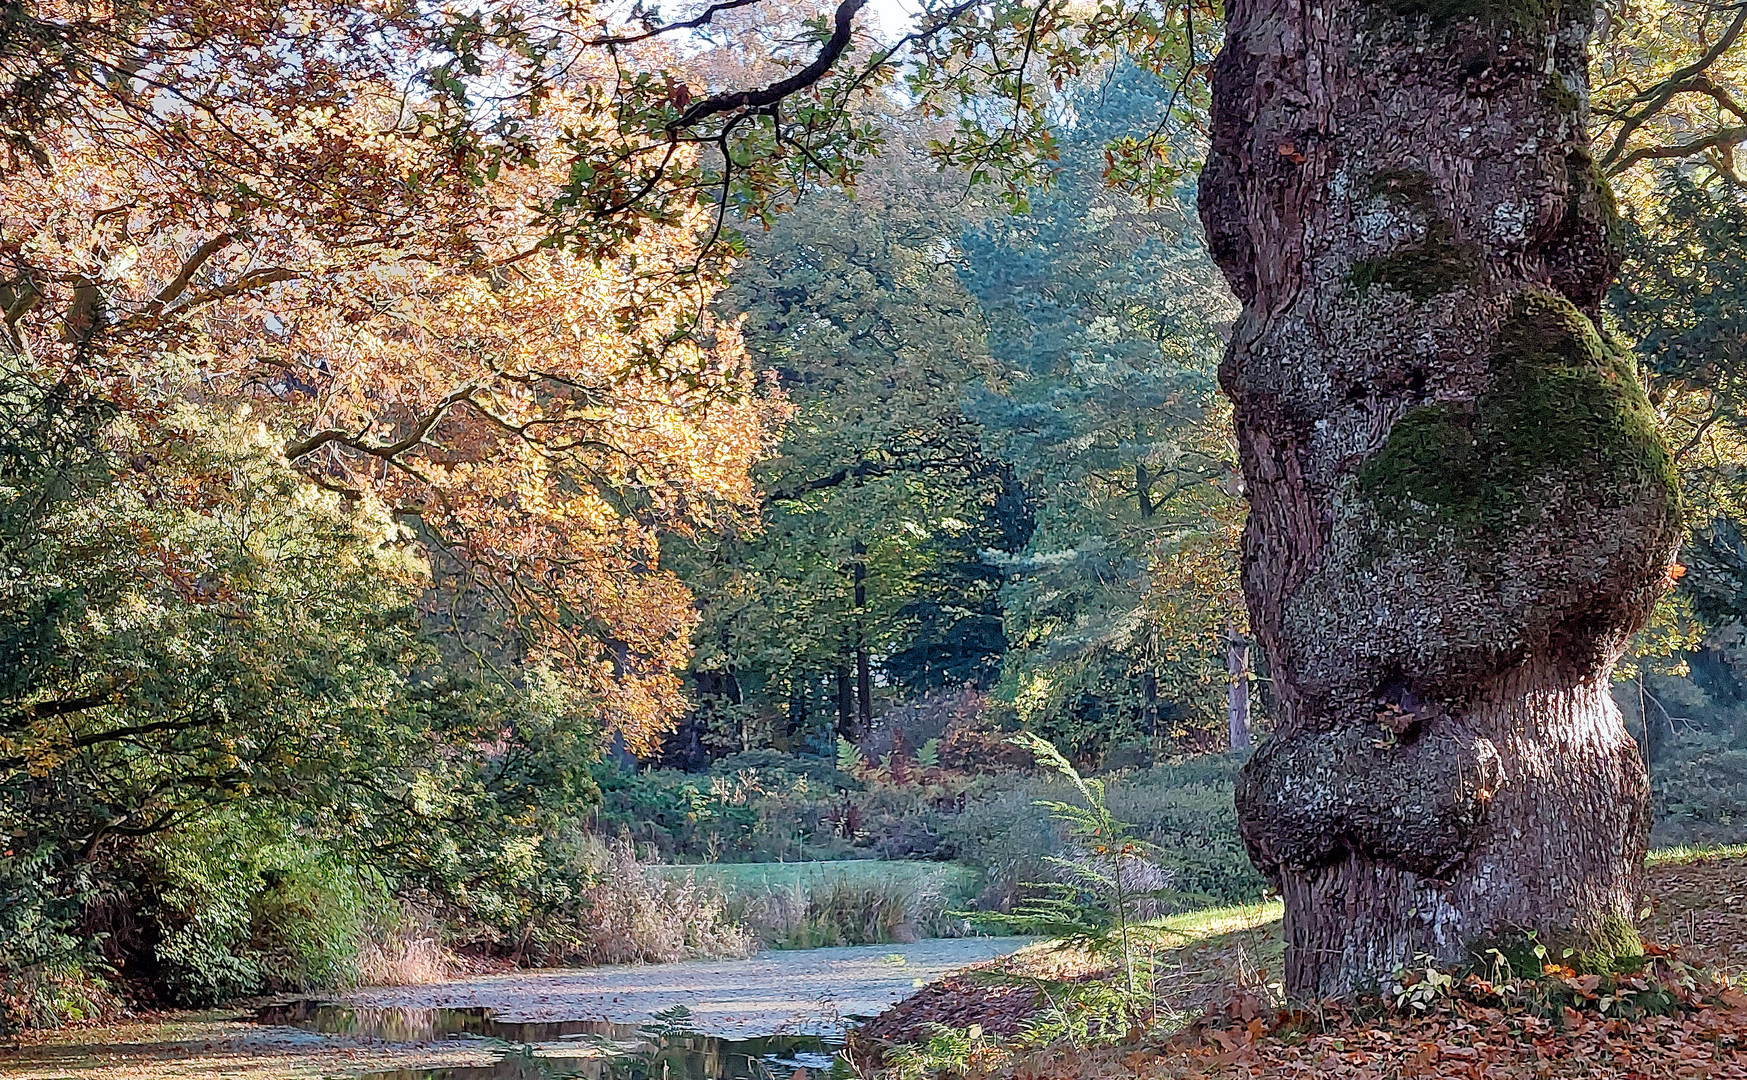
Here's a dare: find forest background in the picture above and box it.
[5,0,1747,1030]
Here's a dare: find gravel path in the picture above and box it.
[342,937,1035,1038]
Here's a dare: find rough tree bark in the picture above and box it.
[1199,0,1684,996]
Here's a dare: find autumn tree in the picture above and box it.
[0,0,799,1004]
[1,30,792,751]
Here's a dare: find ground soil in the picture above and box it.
[1642,853,1747,970]
[859,854,1747,1080]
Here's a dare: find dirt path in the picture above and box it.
[1,938,1033,1080]
[344,936,1035,1037]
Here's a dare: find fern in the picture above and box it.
[836,736,865,774]
[977,732,1169,1036]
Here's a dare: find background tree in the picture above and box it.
[2,72,784,752]
[1594,0,1747,182]
[1608,170,1747,762]
[674,119,1024,757]
[961,67,1242,762]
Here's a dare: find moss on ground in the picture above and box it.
[1356,289,1677,533]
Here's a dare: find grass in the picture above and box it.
[650,859,981,899]
[651,860,985,948]
[1144,901,1282,944]
[1143,901,1286,1020]
[1646,842,1747,867]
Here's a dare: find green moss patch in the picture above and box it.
[1357,289,1677,532]
[1368,169,1436,209]
[1541,75,1580,113]
[1373,0,1567,36]
[1467,915,1643,981]
[1566,150,1626,256]
[1351,221,1482,301]
[1569,912,1645,974]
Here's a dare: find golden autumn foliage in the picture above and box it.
[1,27,787,750]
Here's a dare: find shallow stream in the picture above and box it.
[254,1002,849,1080]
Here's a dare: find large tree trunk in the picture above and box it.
[1199,0,1684,997]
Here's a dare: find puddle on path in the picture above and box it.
[255,1001,848,1080]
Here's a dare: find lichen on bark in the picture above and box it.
[1376,0,1583,35]
[1238,726,1504,878]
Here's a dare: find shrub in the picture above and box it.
[590,756,858,863]
[937,753,1265,914]
[0,844,104,1031]
[144,814,378,1004]
[1649,731,1747,847]
[0,962,123,1033]
[351,905,468,987]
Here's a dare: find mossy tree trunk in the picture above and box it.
[1199,0,1684,997]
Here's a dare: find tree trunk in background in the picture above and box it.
[836,660,856,743]
[851,540,872,738]
[1200,0,1683,996]
[1228,626,1253,751]
[788,681,809,743]
[856,644,873,738]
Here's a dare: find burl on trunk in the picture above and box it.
[1198,0,1684,996]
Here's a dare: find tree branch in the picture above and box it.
[1601,1,1747,172]
[1610,124,1747,174]
[2,690,120,732]
[589,0,767,46]
[669,0,869,133]
[146,232,236,313]
[283,383,479,462]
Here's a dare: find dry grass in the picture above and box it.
[350,906,469,987]
[655,861,983,947]
[741,879,938,948]
[566,841,758,965]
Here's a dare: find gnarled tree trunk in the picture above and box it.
[1199,0,1684,997]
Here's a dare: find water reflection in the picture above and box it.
[254,1001,848,1080]
[256,1001,628,1044]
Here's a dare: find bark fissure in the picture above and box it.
[1201,0,1682,996]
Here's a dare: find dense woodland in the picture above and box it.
[6,0,1747,1049]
